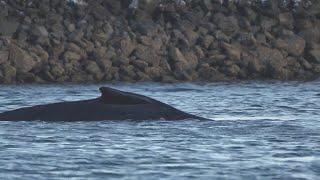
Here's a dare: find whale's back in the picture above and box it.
[0,87,207,121]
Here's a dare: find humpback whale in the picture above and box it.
[0,87,208,121]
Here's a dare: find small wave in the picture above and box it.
[160,88,204,93]
[211,116,295,121]
[276,105,297,110]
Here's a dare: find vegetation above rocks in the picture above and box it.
[0,0,320,83]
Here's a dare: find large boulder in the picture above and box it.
[241,53,263,74]
[84,61,103,80]
[255,46,289,79]
[183,27,199,45]
[93,27,114,44]
[201,35,215,49]
[184,51,199,70]
[202,0,214,11]
[279,13,294,29]
[0,50,9,64]
[133,45,160,66]
[63,51,82,62]
[0,19,19,37]
[30,45,50,62]
[220,42,241,61]
[308,1,320,16]
[30,25,49,45]
[169,47,188,67]
[31,25,49,37]
[96,57,112,71]
[299,27,320,45]
[214,30,231,42]
[308,49,320,64]
[132,59,148,71]
[198,64,226,81]
[9,45,40,73]
[168,47,198,79]
[119,65,136,80]
[256,46,284,64]
[132,22,159,36]
[144,67,162,81]
[66,43,86,57]
[236,32,256,46]
[214,13,239,36]
[49,62,65,79]
[0,3,8,18]
[224,64,241,77]
[113,38,136,58]
[16,72,37,83]
[284,35,306,57]
[276,35,306,57]
[112,56,130,66]
[260,17,277,32]
[0,63,16,83]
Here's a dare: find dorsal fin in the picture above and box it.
[99,87,153,105]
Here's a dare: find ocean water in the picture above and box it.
[0,81,319,179]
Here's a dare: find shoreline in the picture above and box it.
[0,78,318,86]
[1,0,320,84]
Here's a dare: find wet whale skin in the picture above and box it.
[0,87,207,121]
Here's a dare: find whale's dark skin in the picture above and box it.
[0,87,208,121]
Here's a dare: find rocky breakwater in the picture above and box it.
[0,0,320,83]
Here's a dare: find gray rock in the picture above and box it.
[50,63,65,78]
[202,0,214,11]
[31,45,49,62]
[260,18,277,32]
[9,45,39,73]
[183,27,199,45]
[85,61,103,80]
[255,46,290,79]
[96,58,112,71]
[225,64,241,77]
[214,13,239,35]
[0,63,16,83]
[132,59,149,71]
[16,72,37,83]
[63,51,82,62]
[31,25,49,37]
[308,49,320,63]
[300,58,312,70]
[113,38,135,58]
[299,28,320,45]
[0,4,8,18]
[68,31,84,44]
[112,56,130,66]
[134,45,160,66]
[66,43,86,57]
[198,64,226,81]
[120,65,136,79]
[279,13,293,29]
[30,25,49,45]
[214,30,231,43]
[284,35,306,57]
[144,67,162,80]
[67,23,76,32]
[220,42,241,61]
[132,22,159,36]
[201,35,215,49]
[0,50,9,64]
[169,47,197,79]
[135,71,151,81]
[0,19,19,37]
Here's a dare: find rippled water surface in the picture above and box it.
[0,81,319,179]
